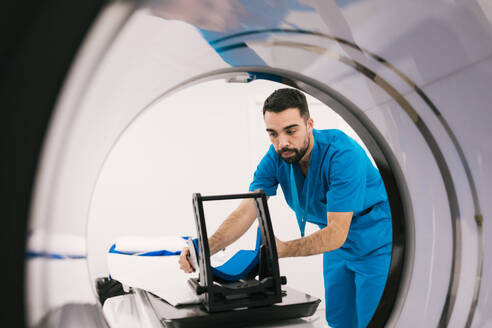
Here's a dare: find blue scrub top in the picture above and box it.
[249,129,392,259]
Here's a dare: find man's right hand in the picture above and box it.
[179,247,195,273]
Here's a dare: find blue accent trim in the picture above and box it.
[108,244,182,256]
[26,251,86,260]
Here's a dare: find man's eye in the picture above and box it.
[286,130,295,135]
[269,133,277,138]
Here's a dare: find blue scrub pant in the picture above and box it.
[323,250,391,328]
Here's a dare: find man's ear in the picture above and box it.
[307,117,314,131]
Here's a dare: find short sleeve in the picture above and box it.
[249,146,279,196]
[325,147,367,213]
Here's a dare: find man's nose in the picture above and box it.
[278,135,289,149]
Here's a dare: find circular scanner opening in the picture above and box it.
[87,69,409,327]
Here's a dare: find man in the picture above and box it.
[179,88,392,328]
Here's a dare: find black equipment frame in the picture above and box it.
[188,190,286,312]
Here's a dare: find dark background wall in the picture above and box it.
[0,1,105,325]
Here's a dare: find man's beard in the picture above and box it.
[277,137,310,164]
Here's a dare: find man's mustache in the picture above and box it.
[278,148,298,155]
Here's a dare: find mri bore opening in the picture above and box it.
[85,74,407,327]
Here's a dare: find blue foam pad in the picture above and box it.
[212,250,258,281]
[192,227,262,282]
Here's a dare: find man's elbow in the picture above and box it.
[328,226,350,251]
[326,212,352,251]
[332,233,348,250]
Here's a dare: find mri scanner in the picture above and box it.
[2,0,491,327]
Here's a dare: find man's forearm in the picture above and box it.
[278,212,352,257]
[208,215,249,255]
[208,198,257,255]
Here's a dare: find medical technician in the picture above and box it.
[179,88,392,328]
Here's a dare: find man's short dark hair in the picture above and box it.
[263,88,310,120]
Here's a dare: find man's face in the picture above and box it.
[264,107,313,164]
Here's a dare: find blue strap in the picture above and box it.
[290,164,310,237]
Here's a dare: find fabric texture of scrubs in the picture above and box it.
[249,129,392,328]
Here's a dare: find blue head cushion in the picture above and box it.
[192,227,262,282]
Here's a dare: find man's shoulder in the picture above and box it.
[314,129,366,163]
[254,144,288,178]
[264,144,278,157]
[260,144,283,166]
[314,128,352,148]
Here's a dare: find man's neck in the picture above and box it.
[299,133,314,176]
[299,160,309,176]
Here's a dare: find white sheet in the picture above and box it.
[107,252,200,306]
